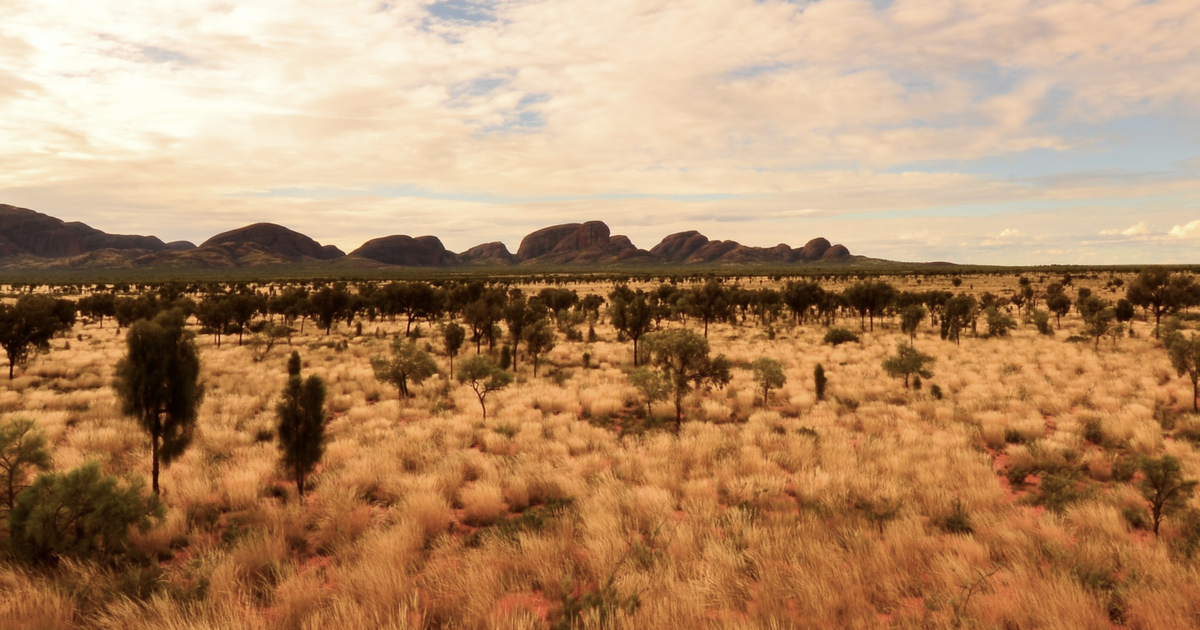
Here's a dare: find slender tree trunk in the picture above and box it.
[151,422,161,496]
[632,337,639,367]
[297,469,305,497]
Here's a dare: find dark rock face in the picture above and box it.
[515,221,646,264]
[0,204,180,258]
[649,231,710,263]
[821,244,850,260]
[350,235,452,267]
[165,240,197,251]
[459,242,516,265]
[200,223,344,260]
[800,237,831,261]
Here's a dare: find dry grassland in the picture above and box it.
[1,273,1197,629]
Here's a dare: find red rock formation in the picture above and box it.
[0,204,190,258]
[350,235,452,266]
[200,223,344,260]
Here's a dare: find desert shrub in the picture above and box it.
[8,462,164,565]
[814,363,827,401]
[940,499,973,535]
[1031,309,1054,335]
[0,417,51,510]
[985,307,1016,337]
[823,328,859,346]
[1138,455,1199,537]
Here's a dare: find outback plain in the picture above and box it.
[1,270,1198,630]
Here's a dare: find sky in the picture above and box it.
[0,0,1197,265]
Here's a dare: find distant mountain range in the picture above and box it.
[0,204,859,270]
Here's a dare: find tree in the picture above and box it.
[442,322,466,375]
[629,367,669,417]
[522,319,556,377]
[783,280,825,325]
[276,362,328,497]
[642,329,732,429]
[984,307,1016,338]
[1043,283,1072,329]
[1137,455,1198,537]
[457,354,513,419]
[8,462,163,565]
[287,350,302,377]
[503,293,534,370]
[114,310,203,496]
[843,280,897,332]
[688,279,731,338]
[1126,269,1188,338]
[751,357,786,405]
[1166,332,1199,410]
[0,418,51,511]
[882,342,935,389]
[940,295,976,344]
[609,292,654,366]
[814,363,827,402]
[900,305,926,345]
[1082,307,1116,349]
[0,295,75,379]
[371,337,438,400]
[247,323,290,362]
[310,284,351,334]
[228,293,266,346]
[195,296,234,347]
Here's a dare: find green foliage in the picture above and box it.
[113,309,203,495]
[608,290,654,366]
[1137,455,1199,537]
[750,356,786,405]
[823,328,859,346]
[457,354,513,419]
[900,304,926,343]
[930,384,943,400]
[287,350,302,377]
[276,364,328,497]
[642,329,732,428]
[7,462,163,565]
[0,417,51,511]
[940,499,973,535]
[522,318,557,376]
[371,337,438,400]
[940,295,977,344]
[1165,331,1199,410]
[0,294,76,379]
[984,307,1016,338]
[442,321,466,374]
[1031,309,1054,335]
[629,367,669,417]
[882,342,935,389]
[813,363,827,402]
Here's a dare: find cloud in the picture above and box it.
[1168,220,1199,239]
[0,0,1195,264]
[1101,221,1150,236]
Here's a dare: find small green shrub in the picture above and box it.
[823,328,859,346]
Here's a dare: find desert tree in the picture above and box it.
[609,291,654,366]
[1082,306,1117,349]
[750,357,786,406]
[522,318,556,377]
[783,280,825,325]
[114,310,203,496]
[0,295,76,379]
[984,306,1016,338]
[372,337,438,400]
[900,305,926,345]
[8,462,163,565]
[457,354,513,419]
[247,322,290,362]
[882,342,935,389]
[1043,283,1072,329]
[503,292,535,369]
[1114,298,1136,331]
[1137,455,1198,537]
[688,278,731,338]
[1166,331,1199,410]
[642,329,732,429]
[310,283,351,334]
[940,295,976,344]
[843,280,897,332]
[1126,269,1191,338]
[442,321,466,375]
[0,418,51,511]
[195,296,234,347]
[629,367,669,417]
[814,363,827,401]
[276,358,328,497]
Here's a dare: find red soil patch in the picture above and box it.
[493,591,553,621]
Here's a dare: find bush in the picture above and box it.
[823,328,859,346]
[940,499,973,535]
[1031,309,1054,336]
[8,462,164,565]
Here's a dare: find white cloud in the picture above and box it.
[1168,220,1199,239]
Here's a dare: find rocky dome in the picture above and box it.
[515,221,642,264]
[0,204,186,258]
[350,235,452,267]
[458,242,517,265]
[649,231,711,263]
[200,223,344,260]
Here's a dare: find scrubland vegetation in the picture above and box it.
[1,269,1198,629]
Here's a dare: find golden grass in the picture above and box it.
[0,273,1197,629]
